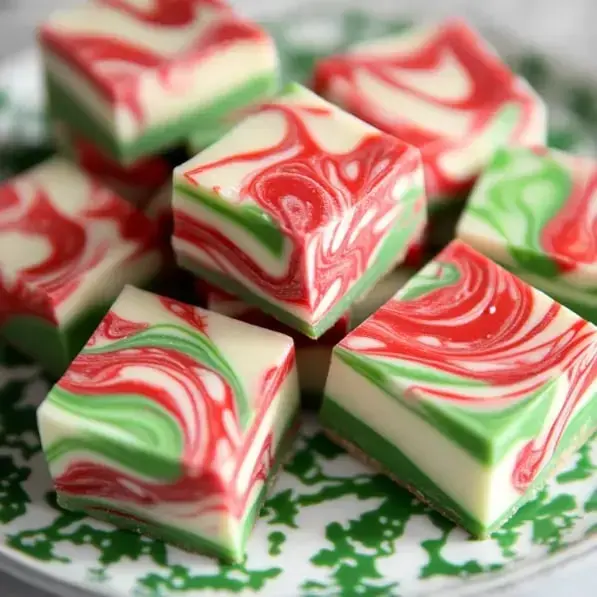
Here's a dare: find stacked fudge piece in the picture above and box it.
[0,0,590,562]
[38,0,281,235]
[172,82,426,338]
[314,19,547,250]
[457,146,597,324]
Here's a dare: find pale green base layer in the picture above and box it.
[46,72,279,165]
[177,212,423,339]
[320,397,597,537]
[54,412,300,563]
[0,301,115,379]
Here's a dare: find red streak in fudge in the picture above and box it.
[179,103,417,319]
[0,174,159,323]
[40,0,266,126]
[0,185,102,319]
[98,0,226,27]
[541,166,597,273]
[54,305,295,519]
[343,241,597,490]
[70,133,170,195]
[313,20,536,197]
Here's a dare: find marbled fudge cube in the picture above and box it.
[37,286,300,562]
[457,146,597,324]
[173,83,426,338]
[53,121,171,206]
[314,19,547,210]
[0,157,163,376]
[39,0,280,164]
[199,281,350,407]
[321,240,597,537]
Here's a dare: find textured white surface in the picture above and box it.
[0,1,596,596]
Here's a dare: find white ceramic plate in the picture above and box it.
[0,3,596,596]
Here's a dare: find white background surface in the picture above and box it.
[0,0,595,595]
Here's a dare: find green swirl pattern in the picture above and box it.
[461,147,573,278]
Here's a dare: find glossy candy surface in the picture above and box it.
[0,157,162,376]
[314,20,547,207]
[321,240,597,536]
[458,146,597,324]
[173,83,426,338]
[37,286,300,562]
[39,0,280,163]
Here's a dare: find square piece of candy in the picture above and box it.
[457,146,597,325]
[321,240,597,537]
[53,121,172,206]
[198,281,350,407]
[0,157,163,376]
[313,20,547,209]
[37,286,300,562]
[39,0,280,164]
[173,83,426,338]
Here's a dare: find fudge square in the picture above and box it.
[39,0,280,164]
[321,240,597,537]
[313,19,547,209]
[198,281,350,407]
[458,146,597,325]
[0,157,163,377]
[37,286,300,562]
[173,83,427,339]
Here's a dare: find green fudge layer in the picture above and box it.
[46,73,279,165]
[55,412,300,563]
[320,396,596,537]
[1,302,114,379]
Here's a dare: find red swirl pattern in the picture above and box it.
[179,103,422,318]
[40,0,266,125]
[0,167,158,324]
[313,20,537,198]
[54,305,295,520]
[540,159,597,271]
[343,241,597,491]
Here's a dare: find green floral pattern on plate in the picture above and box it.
[0,7,596,596]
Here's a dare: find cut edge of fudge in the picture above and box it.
[52,119,172,204]
[320,239,597,536]
[38,1,281,164]
[0,157,164,376]
[37,285,301,561]
[173,82,427,338]
[321,415,595,538]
